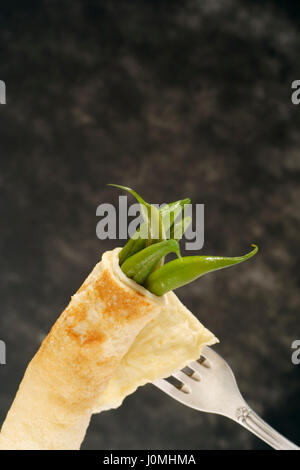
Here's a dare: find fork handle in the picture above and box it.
[235,405,299,450]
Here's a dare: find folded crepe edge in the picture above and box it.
[93,290,219,413]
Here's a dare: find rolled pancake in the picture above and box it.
[0,249,164,450]
[0,248,218,450]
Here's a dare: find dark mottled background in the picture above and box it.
[0,0,299,450]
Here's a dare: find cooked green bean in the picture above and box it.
[144,245,258,296]
[108,184,158,239]
[121,239,181,285]
[170,216,191,240]
[119,237,145,266]
[109,185,258,297]
[134,198,190,256]
[160,198,190,236]
[109,183,190,264]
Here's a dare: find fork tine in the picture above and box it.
[189,360,207,376]
[172,370,197,387]
[153,378,189,400]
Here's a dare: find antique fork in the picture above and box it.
[154,346,299,450]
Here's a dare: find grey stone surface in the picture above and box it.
[0,0,299,450]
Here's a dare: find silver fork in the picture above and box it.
[154,346,299,450]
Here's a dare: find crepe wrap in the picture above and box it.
[0,248,217,450]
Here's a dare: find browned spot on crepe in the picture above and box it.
[95,270,150,321]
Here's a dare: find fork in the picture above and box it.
[154,346,299,450]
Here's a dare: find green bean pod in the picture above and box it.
[116,190,190,264]
[119,235,145,266]
[108,184,157,239]
[160,198,190,235]
[144,245,258,296]
[109,185,157,264]
[121,239,181,285]
[170,216,191,240]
